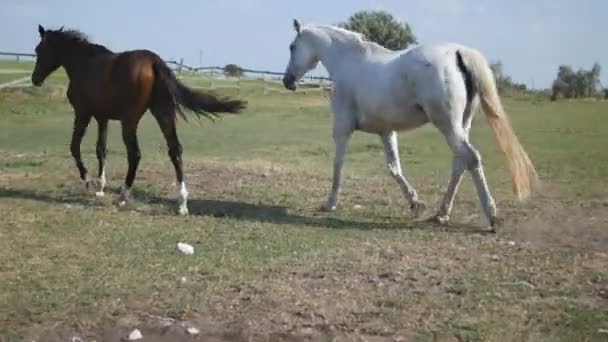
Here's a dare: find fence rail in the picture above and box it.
[0,51,332,87]
[0,52,330,81]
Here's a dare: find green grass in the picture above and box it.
[1,60,607,341]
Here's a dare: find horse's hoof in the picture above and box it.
[320,203,337,212]
[117,200,127,207]
[488,216,501,233]
[95,191,105,197]
[178,206,189,216]
[428,214,450,226]
[81,177,93,190]
[410,201,427,217]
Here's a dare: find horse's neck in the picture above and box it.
[310,30,370,79]
[61,48,103,81]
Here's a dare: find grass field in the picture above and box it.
[1,61,607,341]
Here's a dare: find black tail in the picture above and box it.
[152,59,247,121]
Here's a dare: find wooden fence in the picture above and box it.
[0,52,332,90]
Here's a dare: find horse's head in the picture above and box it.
[283,19,319,91]
[32,25,65,86]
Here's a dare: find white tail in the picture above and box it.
[458,48,538,201]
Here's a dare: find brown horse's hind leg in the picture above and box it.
[150,104,188,215]
[71,113,92,183]
[117,122,141,206]
[94,118,108,196]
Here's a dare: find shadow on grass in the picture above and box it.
[0,187,102,207]
[178,197,486,234]
[0,186,488,233]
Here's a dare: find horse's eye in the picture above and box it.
[289,44,296,52]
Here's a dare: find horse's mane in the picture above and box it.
[307,25,393,54]
[49,29,113,56]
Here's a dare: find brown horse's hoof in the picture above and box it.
[320,202,337,212]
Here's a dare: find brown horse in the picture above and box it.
[32,25,246,215]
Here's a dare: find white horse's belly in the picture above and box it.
[357,106,428,133]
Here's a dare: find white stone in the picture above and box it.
[177,242,194,255]
[187,327,200,335]
[128,328,143,340]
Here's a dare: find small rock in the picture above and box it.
[128,329,143,340]
[187,327,200,335]
[64,203,84,210]
[598,328,608,334]
[506,240,516,246]
[177,242,194,255]
[71,337,82,342]
[490,255,500,261]
[353,204,363,210]
[180,276,187,283]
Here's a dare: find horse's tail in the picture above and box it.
[456,48,538,201]
[152,58,246,122]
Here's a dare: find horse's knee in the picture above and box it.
[168,143,183,158]
[459,146,481,171]
[96,146,106,160]
[467,151,481,170]
[128,149,141,164]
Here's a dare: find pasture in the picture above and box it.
[1,61,607,341]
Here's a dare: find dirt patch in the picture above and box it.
[506,199,608,251]
[24,313,395,342]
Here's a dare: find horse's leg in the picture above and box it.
[435,156,466,224]
[380,131,426,216]
[94,118,108,197]
[435,99,478,224]
[151,108,188,215]
[117,123,141,206]
[321,128,352,212]
[441,125,497,230]
[71,113,92,185]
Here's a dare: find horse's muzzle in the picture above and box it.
[283,74,297,91]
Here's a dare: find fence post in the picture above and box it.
[177,58,184,74]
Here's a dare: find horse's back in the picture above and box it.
[71,49,159,119]
[394,43,471,105]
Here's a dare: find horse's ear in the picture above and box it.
[293,19,301,35]
[58,26,64,32]
[38,24,45,37]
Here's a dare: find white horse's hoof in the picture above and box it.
[410,201,427,217]
[430,214,450,225]
[117,200,127,207]
[178,205,189,216]
[95,191,105,197]
[488,216,501,233]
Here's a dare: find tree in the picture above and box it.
[340,10,416,51]
[224,64,243,78]
[489,61,527,95]
[551,63,602,100]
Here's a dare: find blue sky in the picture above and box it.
[1,0,606,89]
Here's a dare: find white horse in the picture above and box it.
[282,20,537,231]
